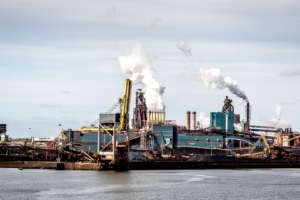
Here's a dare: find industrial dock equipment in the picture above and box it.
[97,79,132,162]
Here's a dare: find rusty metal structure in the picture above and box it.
[191,112,196,130]
[186,111,190,130]
[132,89,147,129]
[222,96,234,113]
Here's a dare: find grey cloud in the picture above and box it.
[177,40,192,70]
[279,69,300,77]
[145,18,161,28]
[38,104,62,108]
[60,90,70,94]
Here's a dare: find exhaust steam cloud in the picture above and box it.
[197,112,210,128]
[276,103,282,120]
[261,114,291,128]
[261,104,291,128]
[118,43,165,111]
[199,68,249,103]
[177,40,249,103]
[177,40,192,70]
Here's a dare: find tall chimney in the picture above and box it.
[245,103,250,133]
[187,111,191,130]
[192,111,196,130]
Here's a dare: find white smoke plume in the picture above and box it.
[276,103,282,120]
[177,40,192,70]
[197,112,210,128]
[118,43,165,111]
[145,18,161,28]
[261,114,291,128]
[234,124,243,131]
[199,68,249,103]
[176,41,249,102]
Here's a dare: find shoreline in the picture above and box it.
[1,160,300,170]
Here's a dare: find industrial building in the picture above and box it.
[64,79,281,161]
[1,79,300,166]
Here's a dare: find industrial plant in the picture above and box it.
[1,79,300,170]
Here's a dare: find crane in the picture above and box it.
[79,79,132,132]
[237,134,300,158]
[159,141,172,152]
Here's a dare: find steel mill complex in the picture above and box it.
[1,79,300,170]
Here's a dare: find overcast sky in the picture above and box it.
[1,0,300,138]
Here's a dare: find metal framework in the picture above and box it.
[132,89,147,129]
[222,96,234,113]
[245,103,251,133]
[238,134,300,158]
[98,79,132,162]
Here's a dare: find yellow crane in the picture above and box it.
[237,134,270,158]
[79,79,132,132]
[237,134,300,158]
[159,141,172,152]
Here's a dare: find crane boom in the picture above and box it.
[119,79,132,131]
[79,79,132,132]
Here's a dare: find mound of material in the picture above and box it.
[188,154,264,162]
[129,151,150,161]
[142,151,155,160]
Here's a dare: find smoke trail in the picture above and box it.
[145,18,161,28]
[118,43,165,111]
[177,40,192,70]
[261,114,291,128]
[197,112,210,128]
[176,40,249,102]
[234,124,243,131]
[276,103,282,120]
[198,68,249,103]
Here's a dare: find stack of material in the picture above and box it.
[129,151,150,161]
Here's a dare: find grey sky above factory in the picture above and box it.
[1,0,300,138]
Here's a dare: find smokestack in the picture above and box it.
[192,111,196,130]
[245,103,250,133]
[187,111,191,130]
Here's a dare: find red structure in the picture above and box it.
[132,89,148,129]
[186,111,191,130]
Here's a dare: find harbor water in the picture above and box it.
[1,168,300,199]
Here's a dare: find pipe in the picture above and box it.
[187,111,191,130]
[192,111,196,130]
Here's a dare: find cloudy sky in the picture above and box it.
[1,0,300,138]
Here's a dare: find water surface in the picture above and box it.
[1,168,300,199]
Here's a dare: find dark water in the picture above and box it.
[1,168,300,200]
